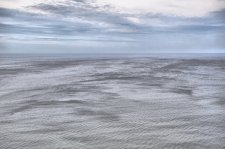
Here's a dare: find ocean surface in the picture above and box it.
[0,54,225,149]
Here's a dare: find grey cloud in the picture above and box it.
[71,0,90,3]
[212,9,225,23]
[1,4,224,38]
[0,0,139,38]
[0,7,102,35]
[0,6,137,43]
[31,2,139,30]
[0,7,14,17]
[0,7,42,20]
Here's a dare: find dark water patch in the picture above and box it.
[159,61,183,69]
[0,68,28,75]
[33,59,114,70]
[64,136,94,143]
[52,84,94,95]
[77,109,120,122]
[152,123,190,130]
[0,87,53,100]
[186,59,225,67]
[10,99,86,114]
[10,104,33,115]
[91,72,125,78]
[80,76,143,83]
[18,85,99,98]
[63,100,86,104]
[0,120,13,125]
[136,76,175,87]
[171,88,193,96]
[34,60,79,69]
[155,61,188,72]
[156,59,225,74]
[170,70,185,74]
[214,97,225,106]
[88,72,142,82]
[18,127,65,134]
[86,73,176,85]
[137,83,163,87]
[44,120,76,127]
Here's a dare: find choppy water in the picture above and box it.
[0,55,225,149]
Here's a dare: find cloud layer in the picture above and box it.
[0,0,225,53]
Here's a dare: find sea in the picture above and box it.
[0,53,225,149]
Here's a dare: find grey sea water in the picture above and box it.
[0,54,225,149]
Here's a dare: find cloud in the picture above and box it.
[212,8,225,23]
[31,2,139,30]
[0,0,225,53]
[96,0,225,17]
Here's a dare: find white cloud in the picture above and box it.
[0,0,65,10]
[1,0,224,17]
[97,0,225,17]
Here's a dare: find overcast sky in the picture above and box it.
[0,0,225,53]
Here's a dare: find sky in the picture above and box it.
[0,0,225,53]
